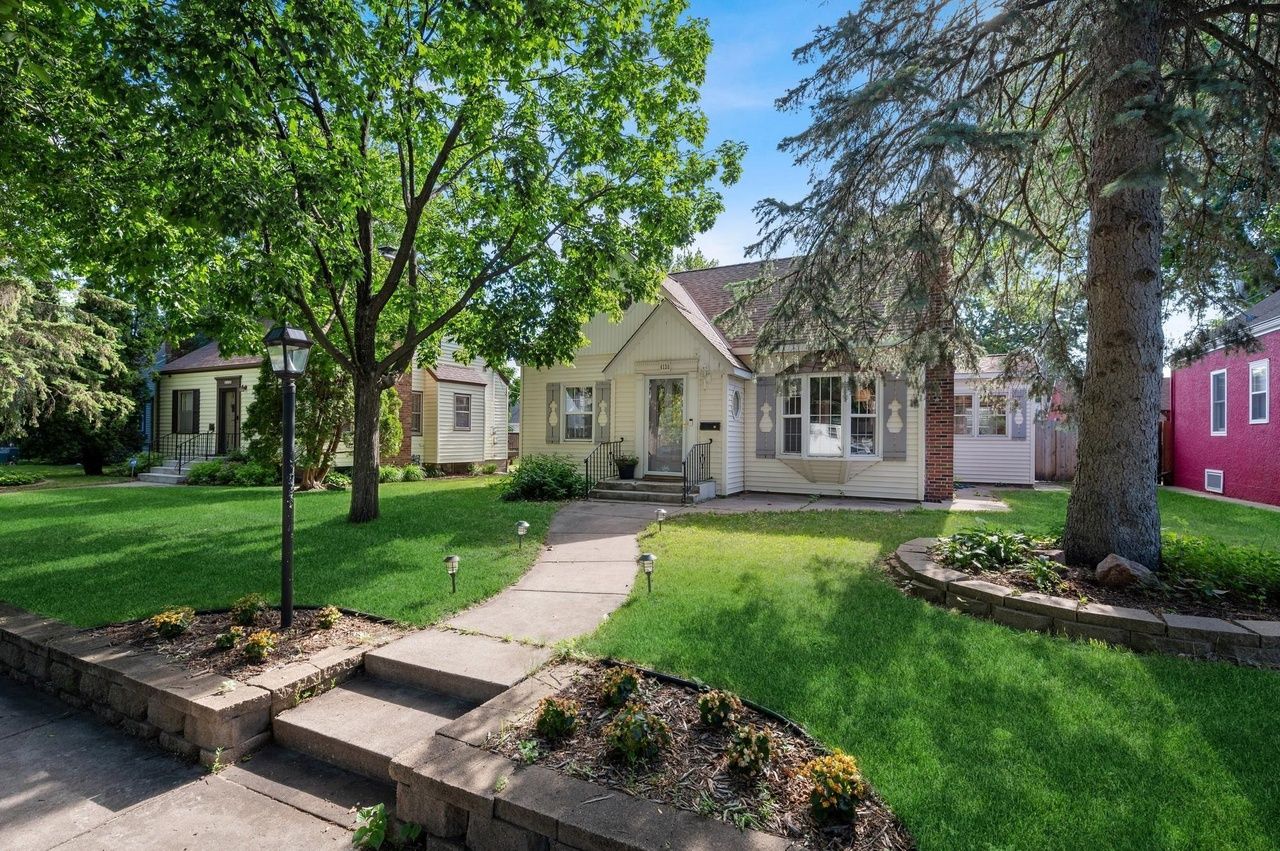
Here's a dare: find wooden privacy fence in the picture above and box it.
[1035,421,1078,481]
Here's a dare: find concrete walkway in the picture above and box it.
[0,677,386,850]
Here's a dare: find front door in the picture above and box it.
[216,387,239,455]
[646,377,685,474]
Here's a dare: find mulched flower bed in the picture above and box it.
[488,662,913,851]
[934,549,1280,621]
[89,608,404,679]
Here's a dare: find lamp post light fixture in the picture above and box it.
[445,554,460,593]
[263,325,313,629]
[655,508,667,531]
[516,521,530,549]
[639,552,656,594]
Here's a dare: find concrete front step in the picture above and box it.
[272,676,474,782]
[137,471,187,485]
[364,629,553,703]
[592,477,687,494]
[588,488,687,504]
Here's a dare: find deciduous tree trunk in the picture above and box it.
[348,374,383,522]
[1065,0,1165,569]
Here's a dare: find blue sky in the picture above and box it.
[684,0,837,265]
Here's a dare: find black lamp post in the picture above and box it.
[264,325,312,629]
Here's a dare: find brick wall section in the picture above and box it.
[386,371,414,465]
[924,363,955,501]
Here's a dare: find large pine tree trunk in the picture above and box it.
[1064,1,1165,568]
[348,374,382,522]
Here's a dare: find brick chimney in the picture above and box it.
[923,257,954,503]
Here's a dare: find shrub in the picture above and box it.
[534,696,580,742]
[215,626,246,650]
[421,464,446,478]
[803,750,867,824]
[0,470,44,487]
[599,666,641,708]
[184,460,224,485]
[725,724,774,776]
[323,471,351,491]
[1161,531,1280,602]
[698,690,743,727]
[603,700,672,765]
[401,464,425,482]
[231,593,268,627]
[378,465,404,483]
[243,629,277,662]
[500,454,585,501]
[232,461,277,486]
[225,447,249,463]
[481,462,499,475]
[935,526,1037,573]
[316,605,342,629]
[150,606,196,639]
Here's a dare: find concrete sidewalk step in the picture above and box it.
[363,629,553,703]
[272,677,474,782]
[588,489,686,504]
[219,744,394,827]
[592,478,687,494]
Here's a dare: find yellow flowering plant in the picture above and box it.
[802,750,867,823]
[150,606,196,639]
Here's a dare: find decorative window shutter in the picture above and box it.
[192,389,201,433]
[755,376,776,458]
[170,390,178,433]
[1010,387,1028,440]
[882,375,908,460]
[545,382,560,444]
[594,380,611,442]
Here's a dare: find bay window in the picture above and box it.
[777,374,880,458]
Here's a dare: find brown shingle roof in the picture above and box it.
[159,340,262,374]
[669,257,796,349]
[428,362,488,386]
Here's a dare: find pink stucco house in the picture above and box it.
[1169,289,1280,505]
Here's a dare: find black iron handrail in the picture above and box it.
[174,431,217,472]
[681,438,712,505]
[146,430,223,472]
[583,437,625,499]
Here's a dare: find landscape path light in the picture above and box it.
[655,508,667,531]
[639,552,656,594]
[263,324,313,629]
[444,555,460,593]
[516,520,530,549]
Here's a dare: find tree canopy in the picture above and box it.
[739,0,1280,566]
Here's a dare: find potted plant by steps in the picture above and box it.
[614,454,639,480]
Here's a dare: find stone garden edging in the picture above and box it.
[0,602,366,766]
[391,664,795,851]
[888,538,1280,668]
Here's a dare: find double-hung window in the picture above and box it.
[778,375,879,458]
[808,376,843,457]
[411,391,423,435]
[977,394,1008,436]
[175,390,198,434]
[781,378,803,455]
[1210,369,1227,435]
[953,395,974,436]
[453,394,471,431]
[849,380,877,455]
[1250,360,1269,424]
[563,385,593,440]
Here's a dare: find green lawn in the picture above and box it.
[0,462,131,490]
[582,489,1280,851]
[0,477,559,627]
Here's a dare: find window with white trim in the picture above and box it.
[453,393,471,431]
[953,394,974,436]
[563,385,593,440]
[411,391,423,435]
[781,378,803,455]
[977,393,1008,436]
[1210,369,1227,435]
[1249,360,1269,424]
[778,374,880,458]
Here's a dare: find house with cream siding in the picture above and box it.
[147,336,508,479]
[520,259,998,504]
[953,356,1037,486]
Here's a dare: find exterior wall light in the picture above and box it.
[639,552,656,593]
[444,554,460,593]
